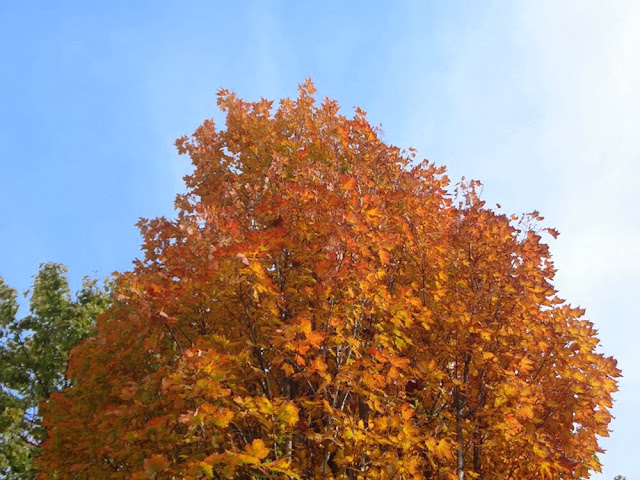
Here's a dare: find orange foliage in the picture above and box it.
[38,80,619,479]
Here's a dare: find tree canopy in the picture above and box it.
[0,263,109,479]
[37,80,619,479]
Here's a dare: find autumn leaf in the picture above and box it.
[545,227,560,239]
[245,438,269,460]
[143,454,170,477]
[280,402,300,426]
[378,248,391,265]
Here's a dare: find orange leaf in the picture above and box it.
[546,227,560,239]
[245,438,269,460]
[378,248,391,265]
[143,454,170,476]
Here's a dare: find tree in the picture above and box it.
[38,81,620,479]
[0,263,109,479]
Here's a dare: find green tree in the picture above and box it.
[0,263,109,479]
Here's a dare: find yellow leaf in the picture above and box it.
[533,443,548,459]
[280,402,299,426]
[401,403,414,420]
[482,351,495,361]
[255,396,274,415]
[540,461,553,479]
[298,317,312,334]
[210,408,234,428]
[518,404,534,420]
[425,437,436,451]
[246,438,269,460]
[435,439,453,460]
[198,461,214,478]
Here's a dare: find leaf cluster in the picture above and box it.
[37,81,620,479]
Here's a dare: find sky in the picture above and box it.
[1,1,638,477]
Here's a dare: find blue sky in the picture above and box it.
[1,1,638,477]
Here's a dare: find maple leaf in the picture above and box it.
[143,454,170,477]
[378,248,391,265]
[245,438,269,460]
[280,401,300,426]
[546,227,560,239]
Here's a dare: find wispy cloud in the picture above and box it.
[389,2,639,477]
[512,6,640,476]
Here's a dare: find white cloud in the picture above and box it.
[501,4,640,478]
[391,2,640,477]
[523,8,640,479]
